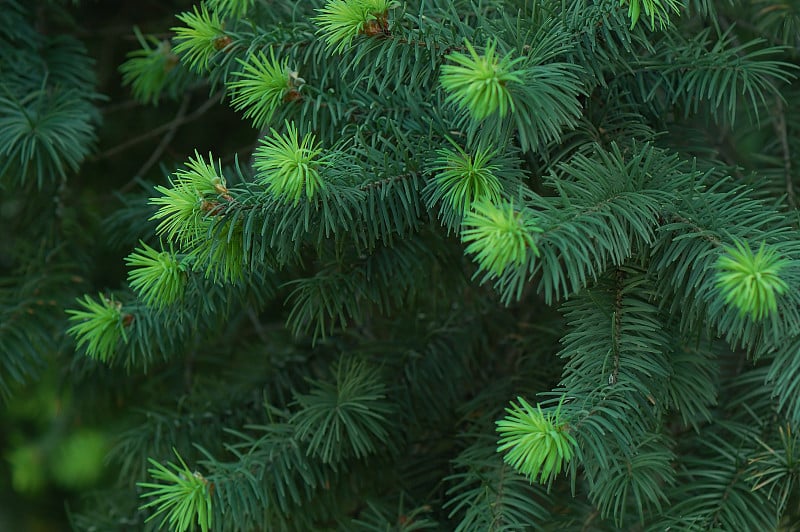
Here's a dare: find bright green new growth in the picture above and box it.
[440,40,524,120]
[253,123,326,204]
[715,240,789,321]
[314,0,397,54]
[138,449,212,532]
[461,200,541,276]
[207,0,254,18]
[427,144,503,218]
[150,151,230,245]
[148,151,244,283]
[126,242,187,308]
[186,221,246,283]
[12,0,800,529]
[496,397,578,485]
[621,0,683,30]
[119,27,179,105]
[229,49,294,129]
[66,294,129,363]
[172,4,227,73]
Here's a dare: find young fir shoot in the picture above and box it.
[172,4,228,73]
[126,242,187,308]
[186,221,247,283]
[715,240,789,321]
[207,0,254,19]
[119,27,179,105]
[425,143,503,222]
[496,396,578,485]
[229,49,293,129]
[66,294,129,363]
[315,0,398,54]
[253,122,326,204]
[150,151,231,246]
[138,449,213,532]
[621,0,683,30]
[440,39,524,120]
[461,200,541,276]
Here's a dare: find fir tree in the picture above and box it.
[3,0,800,530]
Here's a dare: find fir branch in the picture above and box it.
[423,142,503,230]
[291,358,394,464]
[0,87,97,188]
[446,432,552,530]
[747,424,800,519]
[652,27,798,125]
[21,1,800,529]
[610,268,624,386]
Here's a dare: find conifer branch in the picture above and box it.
[610,268,624,386]
[9,0,800,529]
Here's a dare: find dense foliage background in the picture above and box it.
[0,1,246,528]
[1,0,800,530]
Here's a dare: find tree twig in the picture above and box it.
[120,95,192,192]
[772,96,795,209]
[91,92,224,162]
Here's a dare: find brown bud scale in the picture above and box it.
[213,35,232,51]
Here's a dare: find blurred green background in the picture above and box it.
[0,1,254,529]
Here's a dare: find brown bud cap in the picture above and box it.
[200,199,225,216]
[283,89,302,103]
[213,35,232,51]
[361,19,387,37]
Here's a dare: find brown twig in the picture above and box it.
[610,268,624,386]
[91,91,224,162]
[246,307,270,344]
[120,95,193,192]
[99,98,142,115]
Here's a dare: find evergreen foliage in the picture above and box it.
[3,0,800,530]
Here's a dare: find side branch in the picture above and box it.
[772,96,795,209]
[610,268,624,386]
